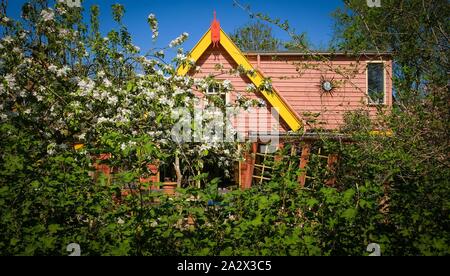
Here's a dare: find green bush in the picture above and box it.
[1,0,448,256]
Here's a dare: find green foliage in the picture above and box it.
[332,0,449,255]
[230,20,281,52]
[333,0,449,105]
[0,0,448,256]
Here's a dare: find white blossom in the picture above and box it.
[56,5,67,15]
[262,79,273,91]
[57,66,71,77]
[4,74,16,89]
[2,36,13,44]
[40,9,55,22]
[258,99,267,107]
[156,50,164,57]
[174,87,184,96]
[48,65,58,73]
[47,143,57,155]
[144,90,156,101]
[176,53,187,62]
[199,81,209,91]
[147,14,159,40]
[103,78,112,88]
[159,96,174,107]
[120,143,127,151]
[246,83,256,92]
[108,95,118,106]
[97,117,109,124]
[59,28,70,37]
[169,32,189,48]
[223,80,232,91]
[77,79,94,94]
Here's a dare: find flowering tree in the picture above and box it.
[0,0,258,255]
[0,0,259,190]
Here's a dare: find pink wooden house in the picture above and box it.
[177,15,393,189]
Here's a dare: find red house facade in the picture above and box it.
[177,15,393,189]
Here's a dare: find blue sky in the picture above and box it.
[6,0,344,58]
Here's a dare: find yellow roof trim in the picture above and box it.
[177,28,303,131]
[177,30,212,76]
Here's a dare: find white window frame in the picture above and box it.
[366,61,387,105]
[206,84,230,105]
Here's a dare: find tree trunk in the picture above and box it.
[174,156,182,188]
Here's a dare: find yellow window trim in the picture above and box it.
[177,28,302,131]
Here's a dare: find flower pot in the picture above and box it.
[162,182,177,196]
[147,163,159,174]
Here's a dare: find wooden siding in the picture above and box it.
[190,46,393,132]
[189,45,290,137]
[248,54,393,130]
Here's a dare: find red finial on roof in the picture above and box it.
[211,10,220,47]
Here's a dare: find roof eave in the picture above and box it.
[244,51,393,57]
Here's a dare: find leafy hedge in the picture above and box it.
[1,0,449,256]
[1,121,448,256]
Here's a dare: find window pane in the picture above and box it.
[206,84,227,105]
[207,84,220,94]
[368,63,385,104]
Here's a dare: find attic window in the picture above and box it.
[206,84,220,94]
[206,84,228,104]
[367,63,385,104]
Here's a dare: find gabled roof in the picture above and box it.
[177,28,303,131]
[244,51,393,56]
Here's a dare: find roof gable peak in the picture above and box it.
[177,23,303,131]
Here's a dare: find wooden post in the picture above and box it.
[298,143,311,187]
[241,142,258,190]
[174,156,182,188]
[274,143,284,163]
[94,153,112,185]
[239,159,245,188]
[139,162,160,191]
[326,154,339,186]
[196,170,201,189]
